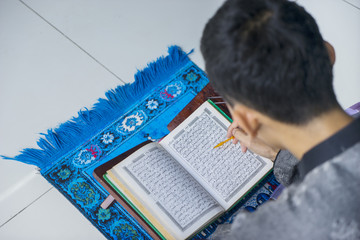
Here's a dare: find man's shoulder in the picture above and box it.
[302,142,360,185]
[332,141,360,172]
[286,143,360,218]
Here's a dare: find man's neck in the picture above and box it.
[277,109,354,160]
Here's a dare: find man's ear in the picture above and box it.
[232,103,260,138]
[324,41,335,66]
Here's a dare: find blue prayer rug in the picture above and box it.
[4,46,279,240]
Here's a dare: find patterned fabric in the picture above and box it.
[11,47,280,239]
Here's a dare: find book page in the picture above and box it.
[161,101,273,209]
[109,143,224,239]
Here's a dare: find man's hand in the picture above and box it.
[227,121,280,161]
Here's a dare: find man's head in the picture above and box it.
[201,0,339,125]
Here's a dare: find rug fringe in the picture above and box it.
[2,46,192,170]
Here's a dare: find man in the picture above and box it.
[200,0,360,239]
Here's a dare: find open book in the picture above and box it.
[104,101,273,239]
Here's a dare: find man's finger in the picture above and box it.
[241,144,248,153]
[232,127,248,140]
[233,128,252,148]
[227,121,238,138]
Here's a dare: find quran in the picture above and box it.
[102,101,273,240]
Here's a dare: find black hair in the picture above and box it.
[201,0,339,124]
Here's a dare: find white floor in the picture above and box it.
[0,0,359,239]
